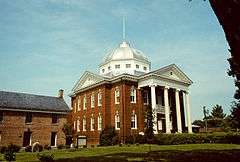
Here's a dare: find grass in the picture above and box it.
[1,144,240,162]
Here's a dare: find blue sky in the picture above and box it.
[0,0,235,120]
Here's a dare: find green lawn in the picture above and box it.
[1,144,240,162]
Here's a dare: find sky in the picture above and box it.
[0,0,236,120]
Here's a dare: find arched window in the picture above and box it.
[115,111,120,130]
[98,91,102,106]
[77,97,81,111]
[83,116,86,131]
[91,93,95,108]
[98,114,102,131]
[77,118,80,132]
[131,111,137,129]
[130,86,136,103]
[115,87,120,104]
[83,95,87,110]
[90,114,95,131]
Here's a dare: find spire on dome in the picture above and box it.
[122,16,126,41]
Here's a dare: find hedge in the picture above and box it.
[154,132,240,145]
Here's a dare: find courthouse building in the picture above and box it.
[70,40,193,145]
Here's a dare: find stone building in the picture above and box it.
[70,40,193,146]
[0,90,70,147]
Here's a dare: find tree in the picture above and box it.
[192,120,204,128]
[208,105,225,128]
[230,102,240,129]
[211,105,226,119]
[62,123,73,146]
[144,105,154,142]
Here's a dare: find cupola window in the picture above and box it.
[136,64,139,69]
[115,64,120,69]
[143,66,147,71]
[126,64,131,68]
[102,69,105,73]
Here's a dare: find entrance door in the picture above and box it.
[51,132,57,147]
[23,132,32,147]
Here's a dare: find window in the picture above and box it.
[52,114,58,124]
[0,131,1,143]
[74,102,77,113]
[115,112,120,130]
[102,69,105,73]
[25,112,32,123]
[83,116,86,131]
[115,87,120,104]
[136,64,139,69]
[143,66,147,71]
[143,91,149,105]
[108,66,111,70]
[98,92,102,106]
[77,119,80,132]
[98,114,102,131]
[131,111,137,129]
[50,132,57,147]
[90,115,94,131]
[130,86,136,103]
[91,93,95,108]
[83,95,87,110]
[115,64,120,69]
[77,97,81,111]
[0,111,3,123]
[126,64,131,68]
[73,120,76,131]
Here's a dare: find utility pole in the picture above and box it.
[203,106,209,133]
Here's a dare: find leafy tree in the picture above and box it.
[144,105,154,142]
[192,120,204,128]
[230,102,240,129]
[62,123,73,146]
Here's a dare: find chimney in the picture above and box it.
[58,89,64,99]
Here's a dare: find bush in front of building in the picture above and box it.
[154,132,240,145]
[37,153,54,162]
[125,135,147,144]
[0,146,8,154]
[57,144,65,149]
[25,145,32,152]
[100,127,119,146]
[44,145,51,150]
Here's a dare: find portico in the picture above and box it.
[138,65,193,134]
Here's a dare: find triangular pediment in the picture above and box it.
[152,64,193,84]
[72,71,105,92]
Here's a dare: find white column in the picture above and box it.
[175,89,182,133]
[164,86,171,134]
[185,91,192,133]
[150,85,158,134]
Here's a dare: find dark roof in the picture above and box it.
[0,91,70,114]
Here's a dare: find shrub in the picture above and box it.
[37,153,54,162]
[7,144,21,153]
[100,127,119,146]
[25,145,32,152]
[0,146,7,154]
[4,150,16,162]
[32,143,43,152]
[57,144,65,149]
[44,145,51,150]
[154,132,240,145]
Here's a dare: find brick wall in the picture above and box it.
[71,80,146,145]
[0,110,67,147]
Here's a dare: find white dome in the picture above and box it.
[99,41,151,77]
[102,41,149,65]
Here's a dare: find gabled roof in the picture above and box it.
[0,91,70,114]
[140,64,193,85]
[72,71,106,92]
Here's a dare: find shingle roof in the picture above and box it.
[0,91,70,114]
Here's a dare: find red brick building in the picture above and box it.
[70,41,193,146]
[0,90,70,147]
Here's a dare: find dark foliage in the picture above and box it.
[62,123,73,146]
[100,127,119,146]
[144,105,154,142]
[44,144,51,150]
[230,102,240,129]
[57,144,66,149]
[37,153,54,162]
[4,150,16,162]
[25,145,32,152]
[0,146,7,154]
[32,143,43,152]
